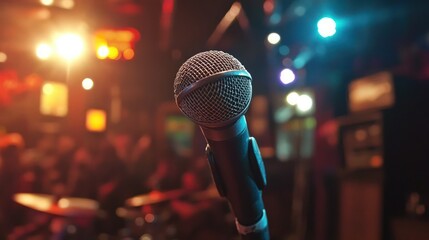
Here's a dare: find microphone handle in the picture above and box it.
[202,117,269,239]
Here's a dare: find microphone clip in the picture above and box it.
[205,136,267,198]
[248,137,267,190]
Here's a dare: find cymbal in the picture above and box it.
[126,189,187,207]
[14,193,99,217]
[126,186,222,207]
[188,185,221,201]
[116,207,142,219]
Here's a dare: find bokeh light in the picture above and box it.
[59,0,75,9]
[297,94,314,113]
[107,46,119,59]
[317,17,336,38]
[294,6,306,17]
[36,43,53,60]
[285,91,300,105]
[123,48,135,60]
[42,83,54,95]
[86,109,106,132]
[278,45,290,56]
[280,68,296,85]
[40,0,54,6]
[96,45,109,59]
[54,33,85,61]
[82,78,94,90]
[267,32,281,45]
[0,52,7,62]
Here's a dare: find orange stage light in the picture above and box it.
[93,28,140,61]
[86,109,106,132]
[40,82,68,117]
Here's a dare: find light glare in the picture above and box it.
[82,78,94,90]
[297,94,313,113]
[286,92,300,105]
[36,43,53,60]
[97,45,109,59]
[317,17,336,38]
[108,47,119,59]
[55,33,85,60]
[40,0,54,6]
[280,68,295,85]
[40,82,68,117]
[267,32,281,45]
[42,83,54,95]
[86,109,106,132]
[0,52,7,62]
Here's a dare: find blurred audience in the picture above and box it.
[92,140,130,237]
[170,156,235,240]
[0,132,233,240]
[0,134,27,238]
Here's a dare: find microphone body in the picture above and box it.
[173,50,269,239]
[203,117,269,239]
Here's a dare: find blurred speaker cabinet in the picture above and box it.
[335,75,429,240]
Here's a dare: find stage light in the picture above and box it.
[107,46,119,59]
[280,68,295,85]
[86,109,106,132]
[267,32,281,45]
[297,94,314,113]
[93,28,139,61]
[42,83,54,95]
[35,43,53,60]
[317,17,336,38]
[40,0,54,6]
[54,33,85,61]
[286,91,300,105]
[123,48,135,60]
[82,78,94,90]
[263,0,275,14]
[96,45,109,59]
[0,52,7,62]
[40,82,68,117]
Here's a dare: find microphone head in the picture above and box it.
[174,50,252,128]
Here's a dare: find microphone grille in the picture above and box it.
[174,51,246,95]
[174,51,252,128]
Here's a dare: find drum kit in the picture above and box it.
[13,193,99,218]
[118,186,223,240]
[10,193,99,240]
[12,186,225,240]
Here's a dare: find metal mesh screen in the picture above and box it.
[174,51,247,96]
[173,51,252,127]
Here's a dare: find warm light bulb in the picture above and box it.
[36,43,53,60]
[82,78,94,90]
[55,33,85,60]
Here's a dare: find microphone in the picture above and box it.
[173,50,269,240]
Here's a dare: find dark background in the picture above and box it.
[1,0,429,240]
